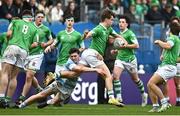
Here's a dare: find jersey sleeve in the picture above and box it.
[65,59,77,70]
[130,31,138,44]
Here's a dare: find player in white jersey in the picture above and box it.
[18,48,104,108]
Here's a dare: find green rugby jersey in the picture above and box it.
[116,29,138,62]
[90,24,117,56]
[161,34,180,66]
[29,23,52,55]
[56,29,83,65]
[8,19,38,52]
[0,33,8,58]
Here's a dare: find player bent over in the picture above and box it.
[19,48,105,108]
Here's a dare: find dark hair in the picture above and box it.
[69,48,80,55]
[170,16,180,23]
[169,22,180,35]
[22,10,32,17]
[119,15,130,28]
[100,9,115,22]
[35,10,45,16]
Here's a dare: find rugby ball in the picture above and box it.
[113,38,125,49]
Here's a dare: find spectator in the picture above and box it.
[106,0,124,17]
[51,2,64,22]
[22,0,38,17]
[145,2,164,25]
[124,4,137,23]
[171,0,180,12]
[161,3,175,27]
[63,1,80,22]
[0,0,16,20]
[38,0,50,22]
[14,0,24,18]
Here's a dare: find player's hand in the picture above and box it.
[41,42,47,48]
[96,53,103,61]
[31,42,39,48]
[82,29,89,39]
[154,40,160,44]
[44,46,51,53]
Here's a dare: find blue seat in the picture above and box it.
[153,24,162,40]
[130,23,141,37]
[49,21,64,35]
[74,22,95,34]
[0,19,9,33]
[43,21,50,27]
[138,38,151,51]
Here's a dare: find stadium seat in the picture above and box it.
[0,19,9,33]
[137,38,151,51]
[43,21,50,27]
[74,22,95,34]
[153,24,162,40]
[49,21,64,35]
[130,23,141,37]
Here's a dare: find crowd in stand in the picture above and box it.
[0,0,179,26]
[0,0,80,23]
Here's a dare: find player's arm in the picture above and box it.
[126,35,139,49]
[41,30,54,48]
[154,40,173,49]
[44,38,58,53]
[177,57,180,63]
[6,22,14,39]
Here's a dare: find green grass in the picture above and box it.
[0,104,179,115]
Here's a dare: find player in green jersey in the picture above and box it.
[161,17,180,106]
[16,11,54,104]
[79,9,127,107]
[0,33,8,80]
[0,10,38,108]
[112,16,148,107]
[45,15,85,82]
[147,22,180,112]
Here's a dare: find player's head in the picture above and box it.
[64,15,74,29]
[22,10,33,22]
[35,10,45,25]
[69,48,80,63]
[170,16,180,24]
[100,9,115,27]
[169,21,180,36]
[119,15,130,30]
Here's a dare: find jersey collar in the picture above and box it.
[34,22,43,28]
[100,23,107,30]
[120,28,128,34]
[65,28,74,34]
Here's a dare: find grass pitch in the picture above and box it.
[0,104,179,115]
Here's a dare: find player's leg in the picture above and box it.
[19,83,56,108]
[6,65,20,103]
[0,63,13,108]
[18,70,36,103]
[126,58,148,106]
[80,49,124,106]
[174,63,180,106]
[147,73,171,112]
[161,83,170,102]
[148,85,159,112]
[112,60,124,102]
[174,77,180,106]
[32,77,43,93]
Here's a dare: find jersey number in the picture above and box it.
[22,25,29,34]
